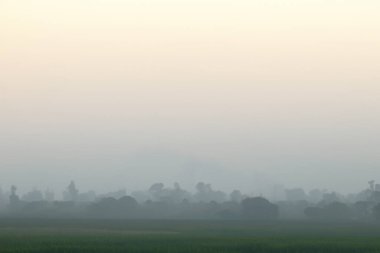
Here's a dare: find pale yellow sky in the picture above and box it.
[0,0,379,193]
[2,0,380,84]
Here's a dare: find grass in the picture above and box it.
[1,219,380,252]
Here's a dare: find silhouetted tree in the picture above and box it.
[320,192,340,205]
[369,191,380,203]
[88,196,139,218]
[324,202,351,220]
[241,197,278,220]
[119,196,138,210]
[9,185,20,211]
[194,182,226,203]
[230,190,243,203]
[149,183,165,201]
[353,201,372,220]
[63,181,79,202]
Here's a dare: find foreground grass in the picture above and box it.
[2,235,380,253]
[1,219,380,253]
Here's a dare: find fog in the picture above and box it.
[1,0,380,195]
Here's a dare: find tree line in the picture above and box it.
[1,181,380,221]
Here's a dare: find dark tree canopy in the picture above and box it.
[241,197,278,220]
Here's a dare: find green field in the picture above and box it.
[1,219,380,253]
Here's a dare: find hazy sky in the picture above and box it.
[1,0,379,195]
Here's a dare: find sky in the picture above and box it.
[1,0,379,196]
